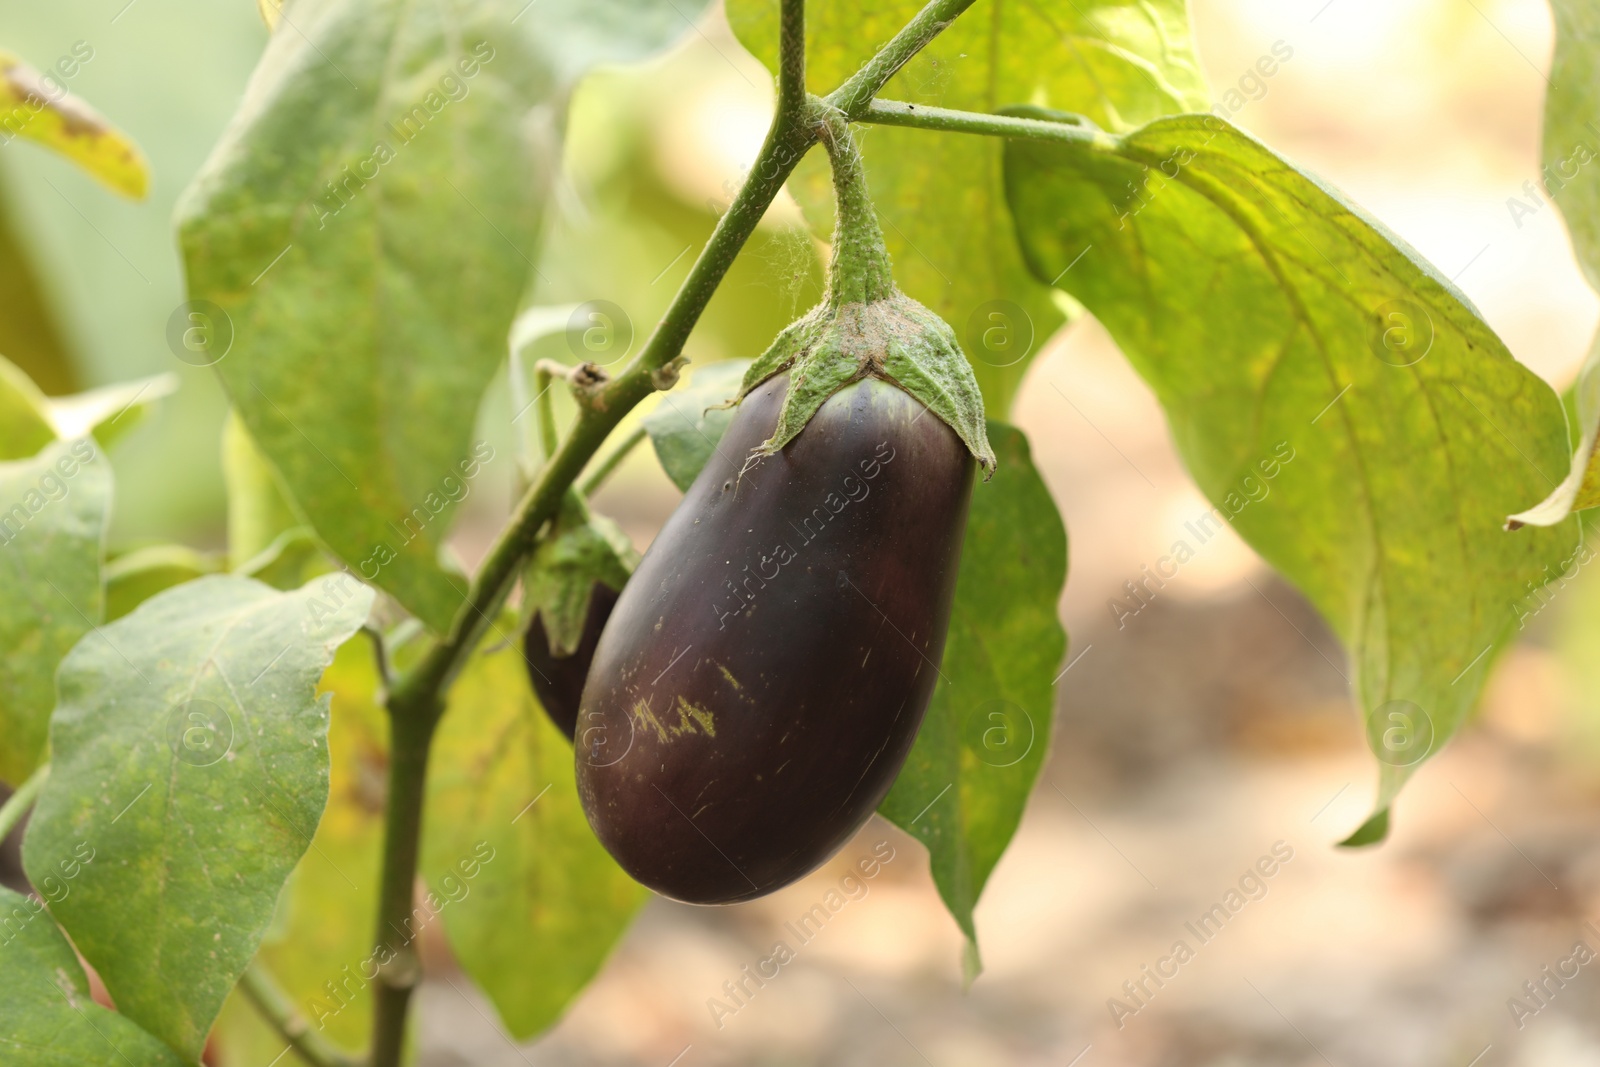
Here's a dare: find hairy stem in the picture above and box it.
[0,762,48,843]
[861,98,1101,145]
[240,964,363,1067]
[779,0,806,124]
[364,5,981,1064]
[582,426,647,497]
[825,0,980,118]
[818,113,894,304]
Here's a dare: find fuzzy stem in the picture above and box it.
[820,113,895,305]
[825,0,980,119]
[778,0,806,125]
[861,98,1100,145]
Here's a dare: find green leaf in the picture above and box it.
[0,354,57,462]
[726,0,1207,413]
[1508,1,1600,526]
[176,9,531,632]
[0,886,188,1067]
[1003,110,1578,839]
[0,354,176,462]
[104,545,225,622]
[177,0,707,632]
[525,493,637,656]
[0,438,109,786]
[22,573,375,1060]
[46,373,180,451]
[211,639,390,1065]
[879,421,1066,976]
[643,358,752,491]
[422,630,647,1040]
[0,48,149,199]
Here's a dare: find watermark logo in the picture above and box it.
[706,840,897,1030]
[578,707,635,768]
[963,300,1034,368]
[1366,699,1433,767]
[165,300,234,367]
[1369,299,1433,367]
[968,699,1034,767]
[166,699,234,767]
[566,300,634,367]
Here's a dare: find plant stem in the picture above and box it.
[582,426,647,497]
[362,624,396,692]
[818,114,894,304]
[0,763,48,843]
[825,0,980,119]
[778,0,806,124]
[364,5,981,1064]
[368,705,438,1067]
[861,98,1103,146]
[240,964,363,1067]
[534,361,561,462]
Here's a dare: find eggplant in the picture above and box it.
[524,582,618,740]
[574,371,974,903]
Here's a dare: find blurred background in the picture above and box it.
[5,0,1600,1064]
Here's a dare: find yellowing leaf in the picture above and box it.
[1508,1,1600,526]
[1005,110,1577,840]
[423,635,646,1040]
[0,49,149,199]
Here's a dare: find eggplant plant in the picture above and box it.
[0,0,1594,1064]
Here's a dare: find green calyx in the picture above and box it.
[524,490,637,656]
[738,104,996,475]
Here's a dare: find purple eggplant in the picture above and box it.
[574,372,973,903]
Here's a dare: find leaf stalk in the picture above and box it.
[240,964,363,1067]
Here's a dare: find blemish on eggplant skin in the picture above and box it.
[675,696,717,738]
[717,664,742,691]
[631,695,716,741]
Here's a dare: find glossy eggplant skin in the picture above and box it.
[576,373,974,904]
[524,583,619,741]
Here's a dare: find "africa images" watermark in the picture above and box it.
[705,839,897,1030]
[710,442,896,631]
[308,41,496,229]
[1107,441,1296,629]
[1106,840,1295,1029]
[305,840,496,1030]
